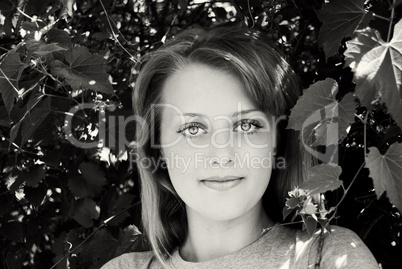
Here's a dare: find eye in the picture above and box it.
[177,122,208,137]
[234,119,263,134]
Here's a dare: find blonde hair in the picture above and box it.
[132,25,313,266]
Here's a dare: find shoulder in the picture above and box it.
[101,251,158,269]
[304,225,378,269]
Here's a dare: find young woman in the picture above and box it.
[102,25,378,268]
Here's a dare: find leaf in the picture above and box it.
[106,193,135,226]
[84,229,119,267]
[0,52,26,115]
[46,29,72,48]
[28,42,68,56]
[365,143,402,213]
[50,46,114,95]
[392,0,402,8]
[19,167,46,187]
[114,225,142,256]
[285,196,302,209]
[299,164,343,195]
[302,215,317,236]
[288,78,356,146]
[344,29,383,71]
[6,246,26,269]
[68,162,107,198]
[80,162,107,187]
[60,0,75,17]
[317,0,373,59]
[73,198,100,228]
[344,20,402,127]
[24,184,48,208]
[0,221,24,242]
[10,93,52,145]
[20,97,51,144]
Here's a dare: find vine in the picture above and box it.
[0,0,401,268]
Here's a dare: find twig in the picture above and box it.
[247,0,255,28]
[373,13,390,22]
[328,161,366,223]
[50,202,139,269]
[315,226,325,268]
[0,68,20,95]
[98,0,139,63]
[387,4,395,42]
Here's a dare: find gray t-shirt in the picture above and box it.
[101,225,378,268]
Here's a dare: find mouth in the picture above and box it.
[200,176,244,191]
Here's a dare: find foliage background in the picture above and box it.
[0,0,401,268]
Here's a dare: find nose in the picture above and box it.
[208,129,235,166]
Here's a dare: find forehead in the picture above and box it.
[161,64,256,117]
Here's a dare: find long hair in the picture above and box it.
[132,25,313,266]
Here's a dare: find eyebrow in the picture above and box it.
[181,109,262,118]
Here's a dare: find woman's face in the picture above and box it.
[159,63,276,221]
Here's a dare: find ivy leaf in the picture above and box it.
[299,164,343,195]
[317,0,373,59]
[344,20,402,128]
[365,143,402,213]
[50,46,114,95]
[288,78,356,146]
[73,198,100,228]
[0,52,26,115]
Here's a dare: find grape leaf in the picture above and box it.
[46,29,72,48]
[301,215,317,236]
[9,94,51,145]
[0,221,24,242]
[365,143,402,213]
[393,0,402,8]
[288,78,356,146]
[50,46,114,95]
[344,20,402,128]
[60,0,75,17]
[106,193,135,226]
[299,164,343,195]
[80,162,107,190]
[6,246,26,269]
[26,41,68,56]
[68,162,107,198]
[19,167,46,187]
[115,225,142,256]
[24,184,47,208]
[316,0,373,59]
[73,198,100,228]
[0,52,26,115]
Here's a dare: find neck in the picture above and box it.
[180,202,274,262]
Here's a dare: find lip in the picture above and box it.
[200,176,244,191]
